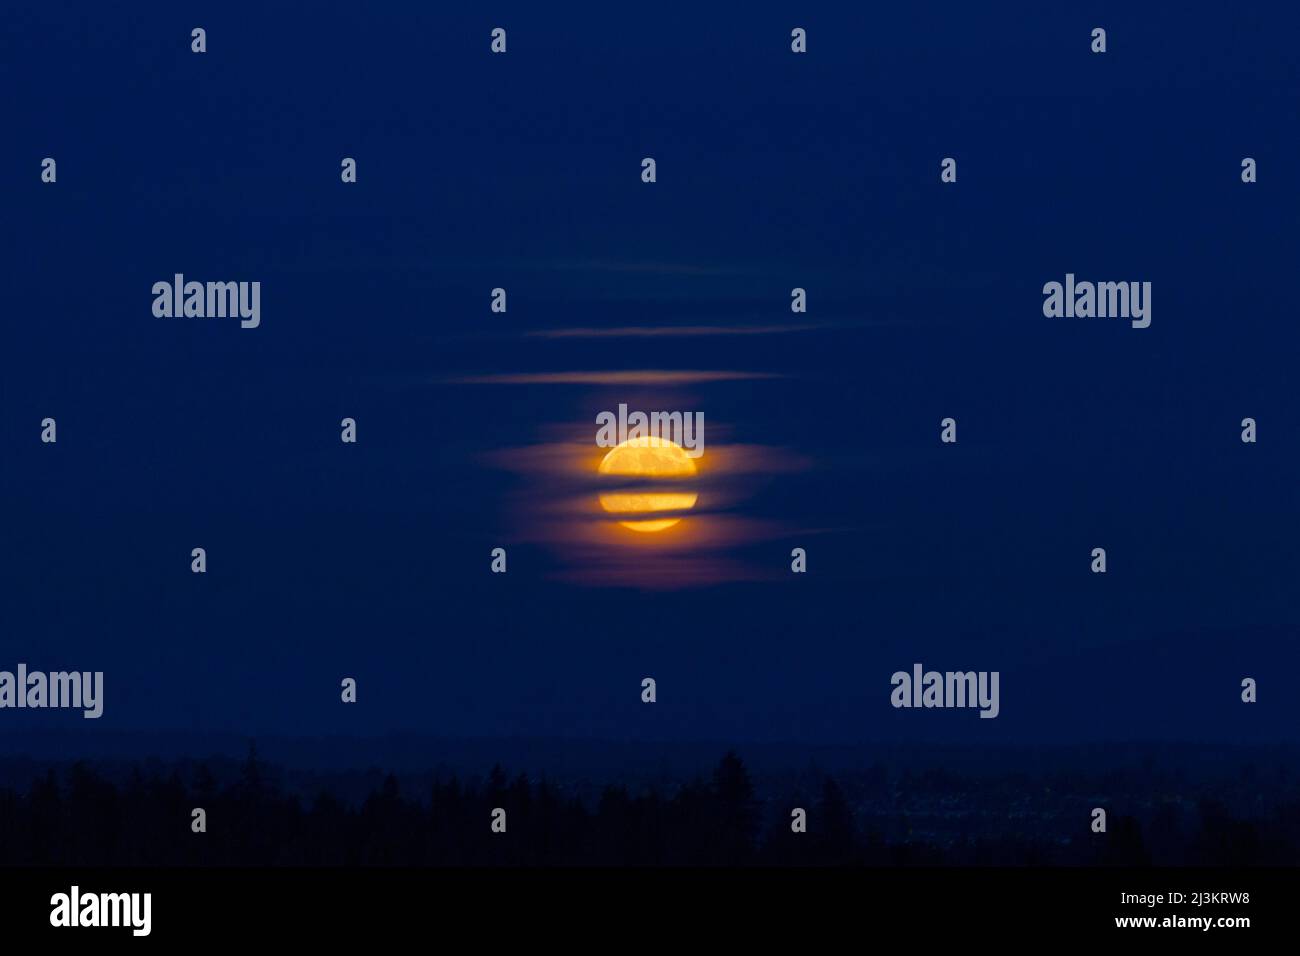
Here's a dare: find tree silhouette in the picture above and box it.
[816,776,857,865]
[711,752,759,865]
[0,749,1293,867]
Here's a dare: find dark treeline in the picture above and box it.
[1,747,1297,866]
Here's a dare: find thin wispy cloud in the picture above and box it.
[438,370,782,386]
[525,323,830,339]
[544,259,747,277]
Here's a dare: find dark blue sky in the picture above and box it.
[2,1,1298,750]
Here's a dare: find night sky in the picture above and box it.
[3,1,1298,754]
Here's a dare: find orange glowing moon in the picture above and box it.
[597,436,698,532]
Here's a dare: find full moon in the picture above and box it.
[597,436,698,532]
